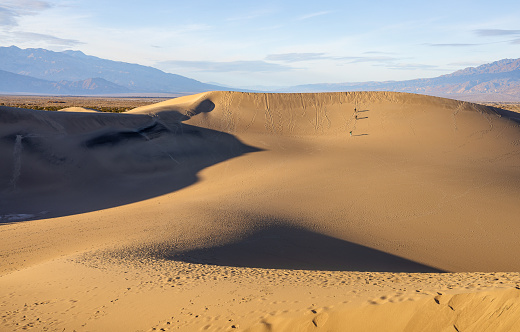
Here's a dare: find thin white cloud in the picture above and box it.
[474,29,520,36]
[266,53,329,62]
[226,9,275,22]
[266,53,402,64]
[426,39,515,47]
[384,63,439,70]
[15,0,51,11]
[0,0,52,27]
[297,11,331,21]
[158,60,293,73]
[343,56,400,63]
[12,31,83,46]
[0,7,18,26]
[363,51,395,55]
[428,43,480,47]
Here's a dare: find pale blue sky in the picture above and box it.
[1,0,520,87]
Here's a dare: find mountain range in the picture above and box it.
[0,46,223,95]
[1,46,520,101]
[280,59,520,102]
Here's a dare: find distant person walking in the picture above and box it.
[349,131,353,136]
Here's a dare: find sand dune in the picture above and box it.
[0,103,259,220]
[57,106,100,113]
[131,91,520,272]
[247,287,520,332]
[1,91,520,331]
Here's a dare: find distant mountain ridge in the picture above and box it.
[281,58,520,102]
[448,58,520,76]
[1,46,520,101]
[0,69,133,95]
[0,46,224,95]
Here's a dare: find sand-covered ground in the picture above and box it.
[1,91,520,331]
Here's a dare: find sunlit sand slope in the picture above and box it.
[132,91,520,272]
[2,91,520,331]
[247,287,520,332]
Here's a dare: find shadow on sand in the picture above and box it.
[0,105,261,224]
[165,225,443,273]
[491,106,520,124]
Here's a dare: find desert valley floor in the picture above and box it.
[2,91,520,331]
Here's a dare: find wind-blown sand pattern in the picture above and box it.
[1,91,520,331]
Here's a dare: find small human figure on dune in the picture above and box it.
[355,115,358,120]
[349,131,353,136]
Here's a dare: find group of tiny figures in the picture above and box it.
[350,107,359,136]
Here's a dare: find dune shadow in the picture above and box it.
[164,225,443,272]
[491,106,520,124]
[0,108,261,224]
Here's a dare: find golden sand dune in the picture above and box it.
[57,106,100,113]
[1,91,520,331]
[133,91,520,272]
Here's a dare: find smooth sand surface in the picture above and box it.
[57,107,100,113]
[2,91,520,331]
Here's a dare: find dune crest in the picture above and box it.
[134,91,506,136]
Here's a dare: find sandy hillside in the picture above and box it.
[1,91,520,331]
[57,107,100,113]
